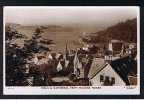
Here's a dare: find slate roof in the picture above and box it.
[110,56,136,85]
[88,58,107,79]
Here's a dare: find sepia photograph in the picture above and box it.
[3,6,140,95]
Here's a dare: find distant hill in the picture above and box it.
[85,18,137,43]
[5,23,21,28]
[39,25,75,32]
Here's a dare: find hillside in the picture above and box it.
[5,23,21,28]
[85,18,137,43]
[6,18,137,53]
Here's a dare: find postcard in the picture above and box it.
[3,6,140,95]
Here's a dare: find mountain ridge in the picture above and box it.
[87,18,137,43]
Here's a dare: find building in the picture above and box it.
[88,58,125,86]
[106,39,124,55]
[88,56,136,86]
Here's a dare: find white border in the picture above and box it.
[3,6,140,95]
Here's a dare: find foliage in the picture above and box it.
[6,26,53,86]
[82,18,137,43]
[23,27,53,56]
[5,26,27,85]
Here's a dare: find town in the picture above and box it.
[10,32,137,86]
[5,7,138,87]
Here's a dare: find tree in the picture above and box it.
[23,27,53,55]
[84,18,137,43]
[5,26,27,86]
[6,26,53,86]
[23,27,54,86]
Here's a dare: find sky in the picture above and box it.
[4,6,139,26]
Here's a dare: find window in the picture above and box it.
[104,76,110,86]
[100,75,104,82]
[111,77,115,85]
[105,76,110,82]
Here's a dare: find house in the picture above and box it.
[88,58,125,86]
[125,43,137,56]
[48,53,53,60]
[107,39,124,55]
[56,53,62,60]
[88,56,136,86]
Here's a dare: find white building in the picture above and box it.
[88,58,126,86]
